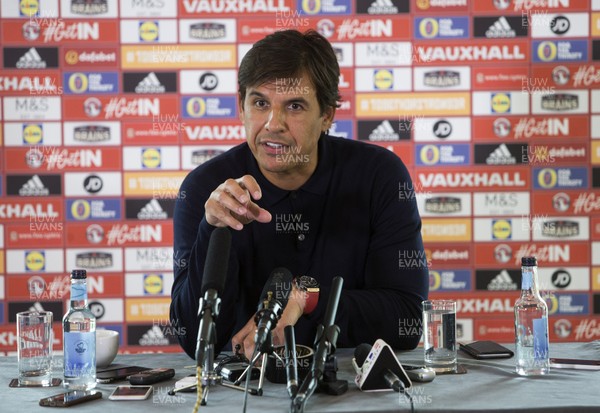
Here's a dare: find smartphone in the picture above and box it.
[96,366,150,383]
[549,358,600,370]
[460,341,514,359]
[109,386,153,401]
[39,390,102,407]
[401,365,436,382]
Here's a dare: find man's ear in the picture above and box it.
[238,93,245,122]
[322,106,336,132]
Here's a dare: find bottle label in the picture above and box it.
[64,332,95,376]
[71,284,87,301]
[521,269,533,290]
[532,318,549,360]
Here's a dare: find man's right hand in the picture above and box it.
[205,175,272,230]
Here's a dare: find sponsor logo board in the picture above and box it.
[417,193,471,217]
[65,248,123,272]
[429,269,471,292]
[472,115,588,141]
[473,192,530,216]
[121,45,237,69]
[421,218,472,242]
[125,273,174,297]
[474,242,590,268]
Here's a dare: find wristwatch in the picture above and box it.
[294,276,320,315]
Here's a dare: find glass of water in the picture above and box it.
[17,311,54,386]
[423,300,456,372]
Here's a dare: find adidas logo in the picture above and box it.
[367,0,398,13]
[135,72,165,93]
[19,175,49,196]
[16,47,46,69]
[486,143,516,165]
[485,16,516,38]
[138,199,168,220]
[487,270,517,290]
[368,120,399,142]
[139,325,170,346]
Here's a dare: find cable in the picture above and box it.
[242,348,258,413]
[192,365,202,413]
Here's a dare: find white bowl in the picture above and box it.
[96,329,119,367]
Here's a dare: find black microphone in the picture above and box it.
[254,267,293,349]
[284,325,298,398]
[352,340,411,392]
[313,276,343,373]
[195,227,231,366]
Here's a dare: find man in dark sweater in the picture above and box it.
[170,29,429,360]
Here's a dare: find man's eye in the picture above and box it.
[289,103,303,110]
[254,100,268,108]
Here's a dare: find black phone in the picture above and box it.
[39,390,102,407]
[96,366,150,383]
[550,358,600,370]
[460,341,514,359]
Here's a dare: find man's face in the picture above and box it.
[239,75,334,184]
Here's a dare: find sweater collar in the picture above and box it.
[247,134,333,207]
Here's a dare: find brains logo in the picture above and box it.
[537,41,558,63]
[429,270,441,291]
[419,145,440,165]
[537,168,558,189]
[20,0,39,16]
[71,199,92,220]
[23,124,43,145]
[492,219,512,240]
[419,18,439,38]
[142,148,161,169]
[491,93,511,113]
[25,250,45,272]
[301,0,321,14]
[68,73,89,94]
[185,97,207,118]
[546,294,559,315]
[139,21,159,42]
[373,69,393,90]
[144,274,164,295]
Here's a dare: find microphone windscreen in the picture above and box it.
[201,227,231,295]
[354,343,372,368]
[259,267,293,309]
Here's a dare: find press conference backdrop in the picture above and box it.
[1,0,600,354]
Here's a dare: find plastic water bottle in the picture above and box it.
[63,269,96,389]
[514,256,549,376]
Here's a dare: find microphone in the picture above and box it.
[254,267,293,349]
[284,325,298,398]
[292,276,345,413]
[195,227,231,366]
[352,339,411,392]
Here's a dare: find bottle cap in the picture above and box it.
[521,256,537,267]
[71,269,87,279]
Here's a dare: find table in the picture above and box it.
[1,342,599,413]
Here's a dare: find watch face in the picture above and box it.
[298,275,319,290]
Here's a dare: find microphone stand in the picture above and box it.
[233,330,285,396]
[291,277,347,413]
[196,293,220,406]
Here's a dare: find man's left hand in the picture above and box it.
[231,285,306,360]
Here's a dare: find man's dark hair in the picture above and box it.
[238,29,341,115]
